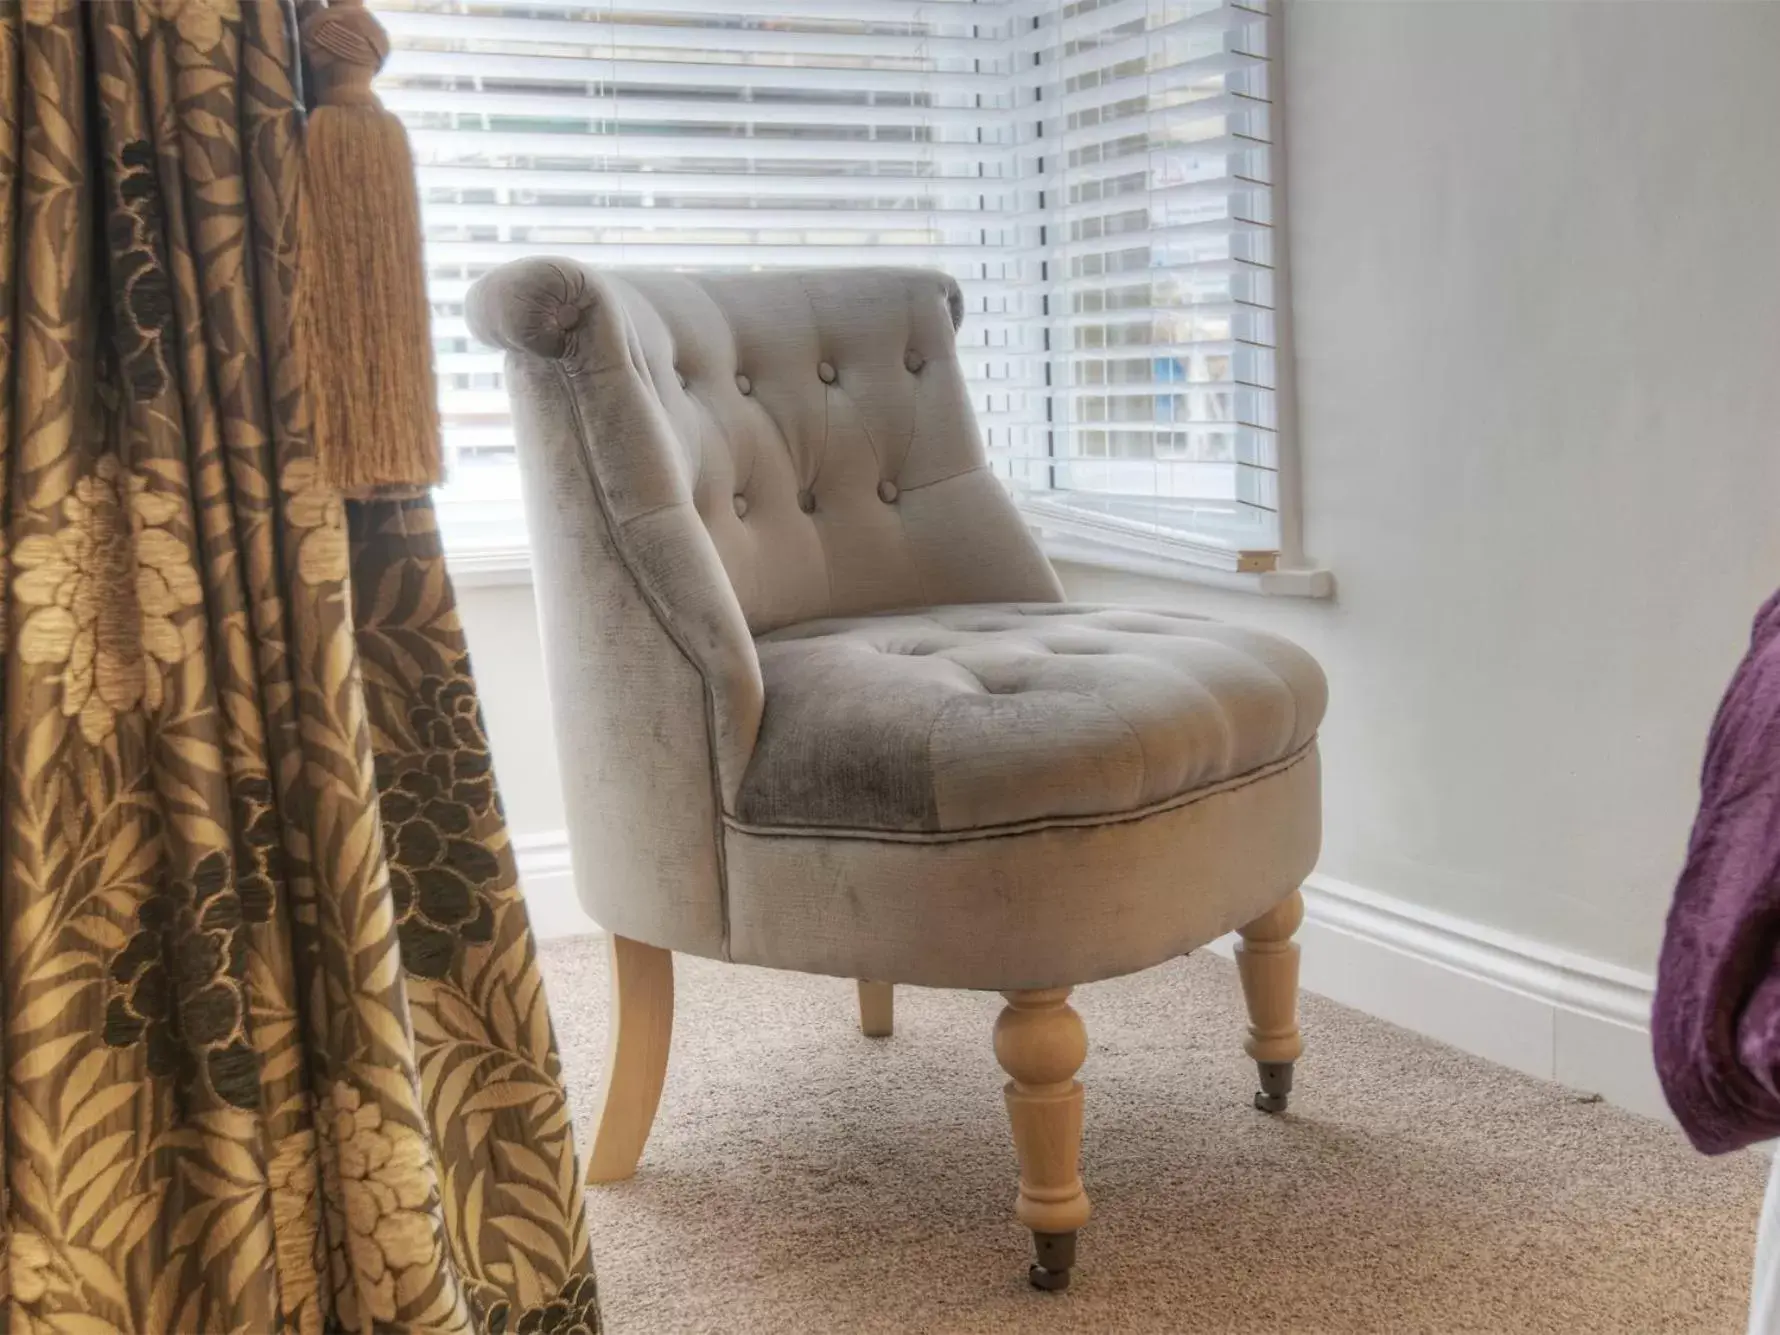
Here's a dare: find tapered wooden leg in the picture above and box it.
[857,980,894,1037]
[994,987,1091,1291]
[1236,888,1305,1114]
[586,935,674,1184]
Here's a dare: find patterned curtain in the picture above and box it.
[0,3,598,1331]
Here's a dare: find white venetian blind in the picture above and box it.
[1018,0,1278,568]
[374,0,1045,549]
[373,0,1279,569]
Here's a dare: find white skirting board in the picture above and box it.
[513,832,1666,1123]
[511,831,598,941]
[1211,875,1666,1124]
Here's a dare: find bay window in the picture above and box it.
[376,0,1292,577]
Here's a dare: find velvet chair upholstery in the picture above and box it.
[468,260,1326,1290]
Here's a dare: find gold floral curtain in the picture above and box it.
[0,3,598,1331]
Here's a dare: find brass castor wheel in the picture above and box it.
[1254,1059,1294,1115]
[1027,1231,1076,1291]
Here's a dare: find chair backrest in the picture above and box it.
[483,264,1062,635]
[467,260,1061,956]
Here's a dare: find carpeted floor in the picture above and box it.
[539,937,1768,1334]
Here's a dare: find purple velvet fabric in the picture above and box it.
[1655,588,1780,1154]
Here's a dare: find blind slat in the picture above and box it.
[422,203,1024,230]
[384,89,995,129]
[424,241,1041,266]
[409,129,1016,168]
[386,49,1009,95]
[380,10,1000,60]
[392,0,1023,21]
[418,166,1024,201]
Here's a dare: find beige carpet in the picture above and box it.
[540,938,1768,1334]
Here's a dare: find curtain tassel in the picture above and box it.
[297,0,442,498]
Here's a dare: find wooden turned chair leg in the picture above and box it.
[857,980,894,1037]
[994,988,1091,1291]
[586,935,674,1184]
[1235,888,1305,1114]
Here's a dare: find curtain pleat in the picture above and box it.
[0,3,598,1330]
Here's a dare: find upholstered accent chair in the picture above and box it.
[468,263,1327,1290]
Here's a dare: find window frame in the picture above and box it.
[402,0,1328,597]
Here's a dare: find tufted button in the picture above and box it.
[877,479,899,504]
[675,369,688,389]
[733,494,748,519]
[797,489,817,514]
[552,301,582,333]
[735,373,752,395]
[817,361,837,385]
[903,350,924,374]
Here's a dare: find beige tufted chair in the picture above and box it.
[468,261,1326,1290]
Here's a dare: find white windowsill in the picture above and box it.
[1039,533,1335,599]
[443,542,535,589]
[441,534,1334,599]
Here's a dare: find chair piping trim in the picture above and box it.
[722,738,1316,846]
[552,354,739,961]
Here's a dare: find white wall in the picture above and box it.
[1115,0,1780,973]
[458,582,564,842]
[456,1,1780,982]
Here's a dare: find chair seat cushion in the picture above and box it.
[735,604,1327,835]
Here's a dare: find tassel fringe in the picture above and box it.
[297,2,443,498]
